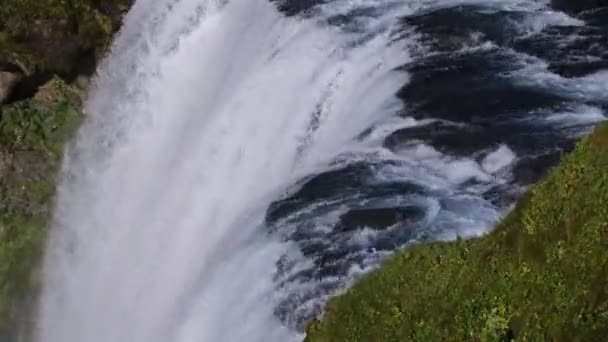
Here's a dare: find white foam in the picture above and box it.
[510,58,608,102]
[482,145,517,174]
[394,144,491,184]
[348,227,381,246]
[518,10,583,36]
[432,195,502,240]
[544,105,607,127]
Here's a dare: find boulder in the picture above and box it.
[33,77,84,112]
[335,206,426,233]
[0,71,21,103]
[551,0,606,14]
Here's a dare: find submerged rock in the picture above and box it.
[335,206,425,233]
[551,0,606,14]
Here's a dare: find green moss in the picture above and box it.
[0,0,131,334]
[306,123,608,342]
[0,79,83,334]
[0,0,132,73]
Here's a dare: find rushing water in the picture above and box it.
[35,0,607,341]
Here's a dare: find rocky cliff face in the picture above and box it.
[0,0,133,103]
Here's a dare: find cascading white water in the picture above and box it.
[35,0,410,341]
[34,0,606,340]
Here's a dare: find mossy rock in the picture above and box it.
[306,123,608,341]
[0,0,132,75]
[0,78,83,334]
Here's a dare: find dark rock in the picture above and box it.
[513,26,608,78]
[364,182,427,199]
[513,152,565,185]
[551,0,606,15]
[385,121,459,147]
[290,164,369,200]
[579,6,608,28]
[300,240,331,258]
[266,163,371,223]
[384,120,575,158]
[399,49,568,123]
[314,247,356,268]
[335,206,425,233]
[4,72,53,104]
[0,71,21,103]
[383,121,494,156]
[273,0,326,16]
[402,5,524,51]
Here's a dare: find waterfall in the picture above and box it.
[35,0,606,341]
[36,1,409,341]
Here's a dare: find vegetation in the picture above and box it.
[0,0,605,340]
[0,0,133,337]
[306,123,608,341]
[0,78,84,334]
[0,0,132,75]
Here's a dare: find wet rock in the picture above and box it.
[385,121,459,147]
[579,6,608,28]
[513,26,608,78]
[75,75,91,91]
[383,121,493,155]
[551,0,606,15]
[399,49,567,123]
[290,164,368,200]
[300,240,331,258]
[273,0,325,16]
[4,72,53,104]
[402,5,523,51]
[482,184,521,208]
[266,163,371,223]
[384,120,550,157]
[513,152,564,185]
[365,182,427,199]
[335,206,425,233]
[0,71,21,103]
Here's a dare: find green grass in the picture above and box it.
[0,79,82,333]
[306,123,608,342]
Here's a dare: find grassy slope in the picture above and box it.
[0,79,83,333]
[307,123,608,341]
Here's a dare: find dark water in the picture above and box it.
[268,0,607,330]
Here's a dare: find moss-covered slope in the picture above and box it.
[307,123,608,341]
[0,79,83,335]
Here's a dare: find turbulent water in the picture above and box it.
[36,0,607,341]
